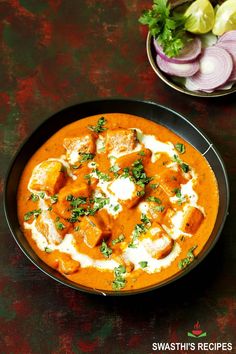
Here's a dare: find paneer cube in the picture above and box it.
[105,128,138,156]
[57,254,80,275]
[180,206,204,234]
[147,202,167,224]
[146,225,174,259]
[116,148,151,169]
[35,211,70,245]
[79,215,111,248]
[55,182,90,219]
[63,134,96,164]
[157,168,187,196]
[29,160,66,195]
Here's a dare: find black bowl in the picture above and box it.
[4,99,229,296]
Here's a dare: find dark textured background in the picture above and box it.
[0,1,235,353]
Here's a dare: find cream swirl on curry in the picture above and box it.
[17,114,219,291]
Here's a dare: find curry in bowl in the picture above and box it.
[17,113,219,292]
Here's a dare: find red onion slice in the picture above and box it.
[156,55,199,77]
[186,47,233,91]
[218,30,236,43]
[153,37,201,64]
[216,40,236,81]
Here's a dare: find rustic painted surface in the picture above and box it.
[0,1,235,353]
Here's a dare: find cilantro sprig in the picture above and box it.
[139,0,189,58]
[88,117,107,133]
[112,265,126,290]
[178,245,197,269]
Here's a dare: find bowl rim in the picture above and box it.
[146,31,236,98]
[3,98,230,296]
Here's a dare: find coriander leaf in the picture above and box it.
[154,205,165,212]
[138,150,145,156]
[112,234,125,245]
[50,194,58,204]
[45,247,53,253]
[172,154,190,173]
[147,196,161,204]
[181,163,189,173]
[112,265,126,290]
[88,117,107,133]
[30,193,39,202]
[80,153,94,162]
[178,245,197,270]
[150,183,160,189]
[70,196,87,208]
[95,168,111,181]
[141,213,151,225]
[100,240,112,258]
[24,209,42,221]
[139,0,188,58]
[55,220,66,230]
[175,143,185,154]
[139,261,148,268]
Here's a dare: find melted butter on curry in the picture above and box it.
[17,114,219,291]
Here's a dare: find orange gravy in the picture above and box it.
[17,114,219,291]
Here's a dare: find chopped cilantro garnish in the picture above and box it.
[131,159,152,187]
[173,188,185,205]
[100,240,112,258]
[122,167,130,178]
[71,164,80,169]
[112,265,126,290]
[128,220,148,248]
[113,204,120,212]
[150,183,159,189]
[139,261,148,268]
[173,188,182,198]
[80,153,94,162]
[55,218,66,230]
[94,168,111,181]
[50,194,58,204]
[109,165,120,178]
[24,209,42,221]
[70,196,87,208]
[30,193,39,202]
[181,163,189,173]
[45,247,53,253]
[112,234,125,245]
[172,154,190,173]
[88,117,107,133]
[178,245,197,270]
[141,213,151,225]
[175,143,185,154]
[138,150,145,156]
[154,205,165,212]
[137,189,145,197]
[147,196,161,204]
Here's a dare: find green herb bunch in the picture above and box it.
[139,0,188,57]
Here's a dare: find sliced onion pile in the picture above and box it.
[156,55,199,77]
[218,30,236,43]
[216,41,236,80]
[153,30,236,93]
[185,47,233,91]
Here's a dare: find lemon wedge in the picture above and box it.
[184,0,215,34]
[213,0,236,36]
